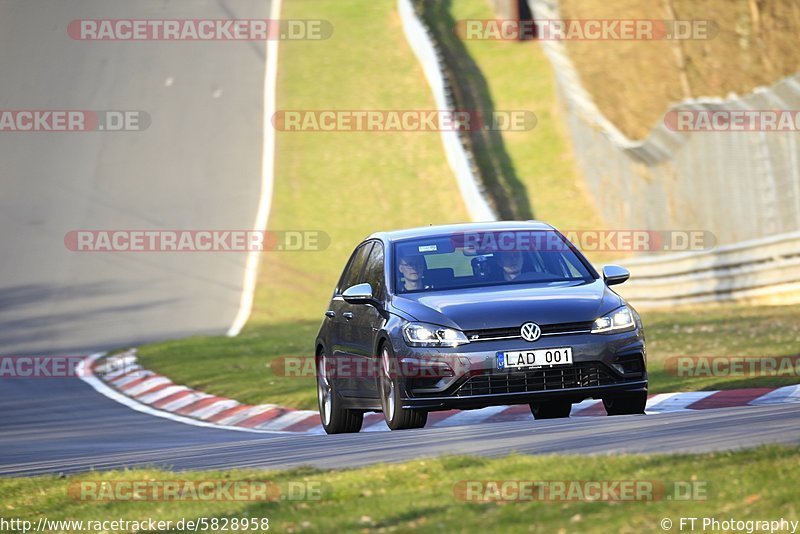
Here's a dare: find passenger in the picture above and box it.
[398,254,428,291]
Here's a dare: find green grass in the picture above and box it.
[2,446,798,533]
[642,303,800,393]
[137,321,318,409]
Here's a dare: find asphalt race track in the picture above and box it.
[0,0,269,356]
[1,374,799,476]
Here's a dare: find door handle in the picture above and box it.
[343,312,354,320]
[325,310,336,318]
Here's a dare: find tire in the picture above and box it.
[603,391,647,416]
[316,349,363,434]
[379,343,427,430]
[530,400,572,419]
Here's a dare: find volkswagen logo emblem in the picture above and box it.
[520,322,541,342]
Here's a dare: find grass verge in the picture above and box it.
[643,303,800,393]
[1,446,798,533]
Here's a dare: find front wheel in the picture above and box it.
[316,349,363,434]
[379,344,427,430]
[603,391,648,416]
[530,400,572,419]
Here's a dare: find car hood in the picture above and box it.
[390,279,623,330]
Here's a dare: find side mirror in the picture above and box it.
[342,283,376,304]
[602,265,630,286]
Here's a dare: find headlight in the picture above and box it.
[403,322,470,347]
[591,306,635,333]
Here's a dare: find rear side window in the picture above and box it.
[363,242,385,300]
[337,242,373,294]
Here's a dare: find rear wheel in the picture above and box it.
[603,391,647,416]
[530,400,572,419]
[379,344,427,430]
[316,349,363,434]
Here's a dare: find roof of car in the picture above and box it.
[367,220,555,243]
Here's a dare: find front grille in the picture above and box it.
[543,321,595,335]
[464,321,594,341]
[454,363,618,397]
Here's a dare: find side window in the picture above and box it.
[363,242,385,300]
[337,242,373,294]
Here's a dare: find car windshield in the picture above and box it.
[394,230,595,293]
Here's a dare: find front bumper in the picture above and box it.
[401,380,648,410]
[392,328,647,411]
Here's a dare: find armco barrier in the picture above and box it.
[618,232,800,306]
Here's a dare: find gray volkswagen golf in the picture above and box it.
[315,222,647,433]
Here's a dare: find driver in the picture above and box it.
[398,254,428,291]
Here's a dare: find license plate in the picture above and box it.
[496,348,573,370]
